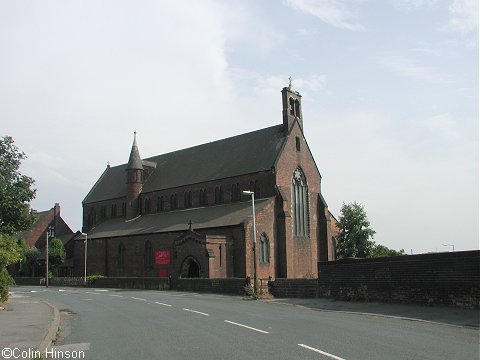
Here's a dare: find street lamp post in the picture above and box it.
[45,224,54,288]
[243,190,258,295]
[82,233,88,286]
[442,244,455,252]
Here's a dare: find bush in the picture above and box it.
[0,268,14,303]
[86,274,105,283]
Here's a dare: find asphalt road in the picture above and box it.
[12,286,479,360]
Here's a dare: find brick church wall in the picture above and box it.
[274,122,322,278]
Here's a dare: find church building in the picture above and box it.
[74,85,338,280]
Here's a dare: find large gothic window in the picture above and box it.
[292,168,309,237]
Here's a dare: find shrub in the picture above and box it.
[0,268,14,303]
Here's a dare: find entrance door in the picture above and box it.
[180,257,200,278]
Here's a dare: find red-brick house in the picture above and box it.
[15,203,76,277]
[75,85,338,280]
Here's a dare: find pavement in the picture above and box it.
[0,286,478,358]
[0,290,60,356]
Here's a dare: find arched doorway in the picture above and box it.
[180,257,200,278]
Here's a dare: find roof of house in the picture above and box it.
[80,197,273,239]
[83,124,286,204]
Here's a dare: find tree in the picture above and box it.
[0,234,22,302]
[335,202,376,259]
[372,244,405,258]
[0,135,36,235]
[48,238,66,275]
[24,246,40,277]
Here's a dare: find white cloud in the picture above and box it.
[393,0,439,11]
[424,114,459,138]
[285,0,365,31]
[375,54,453,84]
[444,0,479,33]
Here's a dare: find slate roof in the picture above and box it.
[84,124,286,204]
[80,197,273,240]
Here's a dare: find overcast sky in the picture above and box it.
[1,0,478,254]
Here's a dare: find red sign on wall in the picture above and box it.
[158,268,169,278]
[155,250,170,265]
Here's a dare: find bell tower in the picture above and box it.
[281,79,303,132]
[125,132,144,220]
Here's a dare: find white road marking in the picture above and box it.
[298,344,347,360]
[183,308,209,316]
[85,291,102,295]
[108,294,123,298]
[131,297,147,301]
[224,320,270,334]
[155,301,172,307]
[51,343,90,352]
[58,289,65,292]
[82,299,93,301]
[95,289,109,292]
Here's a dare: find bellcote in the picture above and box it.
[281,82,303,133]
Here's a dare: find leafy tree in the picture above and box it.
[24,246,40,277]
[48,238,66,275]
[0,135,36,235]
[0,234,22,302]
[335,202,376,259]
[372,244,405,258]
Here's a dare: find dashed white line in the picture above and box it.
[95,289,109,292]
[108,294,123,298]
[85,292,102,295]
[224,320,270,334]
[298,344,346,360]
[183,308,210,316]
[131,297,147,301]
[155,302,172,307]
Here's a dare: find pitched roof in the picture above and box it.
[81,197,273,239]
[84,125,286,204]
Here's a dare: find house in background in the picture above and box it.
[15,203,76,277]
[76,85,339,280]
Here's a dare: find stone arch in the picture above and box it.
[179,256,201,278]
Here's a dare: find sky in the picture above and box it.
[0,0,478,254]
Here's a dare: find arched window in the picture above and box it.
[118,243,126,269]
[184,191,192,208]
[199,189,207,206]
[294,99,300,117]
[170,194,178,210]
[157,196,164,212]
[144,241,153,269]
[289,97,295,115]
[215,186,224,204]
[111,204,117,218]
[144,197,151,214]
[259,233,270,264]
[292,168,309,237]
[121,202,126,217]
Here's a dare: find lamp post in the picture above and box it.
[45,224,55,288]
[442,244,455,252]
[243,190,258,295]
[82,233,88,286]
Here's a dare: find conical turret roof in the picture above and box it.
[127,132,143,170]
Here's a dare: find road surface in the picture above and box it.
[11,286,479,360]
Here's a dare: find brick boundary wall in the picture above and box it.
[268,279,318,298]
[318,250,480,308]
[14,276,247,295]
[172,278,248,295]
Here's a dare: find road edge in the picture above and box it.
[37,300,60,353]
